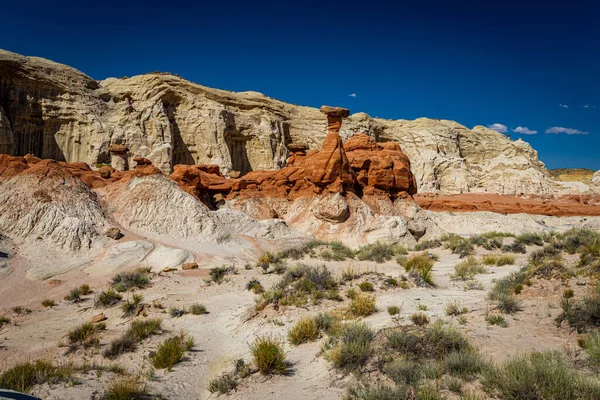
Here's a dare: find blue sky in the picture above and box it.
[1,0,598,169]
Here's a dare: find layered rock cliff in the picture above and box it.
[0,49,579,195]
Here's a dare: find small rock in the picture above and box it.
[182,262,198,270]
[92,313,107,323]
[105,227,123,240]
[162,267,178,273]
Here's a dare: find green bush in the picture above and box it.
[102,376,149,400]
[95,289,123,307]
[288,317,320,345]
[388,305,401,316]
[515,233,544,246]
[410,312,430,326]
[330,323,374,371]
[358,281,374,292]
[413,238,442,251]
[120,294,144,318]
[151,333,194,370]
[502,242,527,254]
[486,314,508,327]
[64,288,82,303]
[452,256,487,281]
[445,300,468,316]
[383,358,422,384]
[41,299,56,308]
[444,349,487,379]
[67,322,105,351]
[0,360,74,393]
[189,303,208,315]
[111,268,151,292]
[349,294,376,317]
[209,265,234,283]
[387,322,472,360]
[356,242,406,263]
[482,350,600,399]
[495,293,522,314]
[250,336,288,375]
[207,372,237,395]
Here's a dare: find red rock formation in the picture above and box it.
[169,164,232,206]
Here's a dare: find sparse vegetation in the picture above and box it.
[358,281,374,292]
[349,294,377,317]
[67,322,106,352]
[0,360,75,393]
[502,242,527,254]
[388,305,401,316]
[329,322,374,371]
[79,284,92,295]
[151,333,194,370]
[209,265,235,284]
[207,372,238,395]
[356,242,406,263]
[452,256,487,281]
[121,294,144,318]
[41,299,56,308]
[189,303,208,315]
[515,232,544,246]
[104,319,163,358]
[288,317,320,345]
[250,335,288,375]
[64,288,82,303]
[410,312,430,326]
[486,314,508,327]
[445,300,468,316]
[102,376,150,400]
[111,268,151,292]
[404,253,435,286]
[95,289,123,308]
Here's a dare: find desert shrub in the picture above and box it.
[209,265,235,283]
[556,228,600,254]
[111,268,151,292]
[346,287,358,299]
[482,254,499,265]
[246,279,264,294]
[580,239,600,267]
[515,233,544,246]
[383,358,422,385]
[95,289,123,308]
[129,318,162,341]
[103,335,137,359]
[563,288,575,298]
[502,242,527,254]
[151,333,194,370]
[578,332,600,368]
[413,238,442,251]
[313,312,336,333]
[0,316,10,327]
[388,305,401,316]
[452,256,487,281]
[486,314,508,327]
[359,281,374,292]
[341,266,362,282]
[495,293,522,314]
[356,242,405,263]
[410,312,430,326]
[250,335,288,375]
[385,277,399,286]
[404,254,434,272]
[349,294,377,317]
[488,269,527,301]
[288,317,320,345]
[102,376,149,400]
[41,299,56,308]
[324,241,355,261]
[64,288,82,303]
[482,350,600,399]
[464,280,484,291]
[271,260,287,274]
[444,349,487,379]
[387,322,472,360]
[0,360,75,393]
[347,383,410,399]
[396,254,408,267]
[417,304,428,311]
[79,284,92,295]
[121,294,144,318]
[446,376,464,393]
[189,303,208,315]
[169,306,188,318]
[330,322,374,371]
[255,264,338,310]
[445,300,467,316]
[67,322,105,351]
[443,234,474,256]
[207,372,237,395]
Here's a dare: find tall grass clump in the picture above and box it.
[95,289,123,307]
[288,317,320,345]
[356,242,406,263]
[451,256,487,281]
[150,333,194,371]
[111,268,151,292]
[250,336,288,375]
[329,322,374,371]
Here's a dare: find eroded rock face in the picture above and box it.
[593,171,600,187]
[0,49,571,195]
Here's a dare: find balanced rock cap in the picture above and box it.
[108,144,128,153]
[320,105,350,118]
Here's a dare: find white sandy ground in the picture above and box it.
[0,234,589,400]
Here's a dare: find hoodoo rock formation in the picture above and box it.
[2,49,595,196]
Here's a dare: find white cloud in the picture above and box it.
[348,93,357,98]
[545,126,588,135]
[488,123,508,133]
[513,126,537,135]
[559,104,569,108]
[584,104,590,108]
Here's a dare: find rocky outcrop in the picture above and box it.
[0,49,573,195]
[0,155,107,251]
[593,171,600,186]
